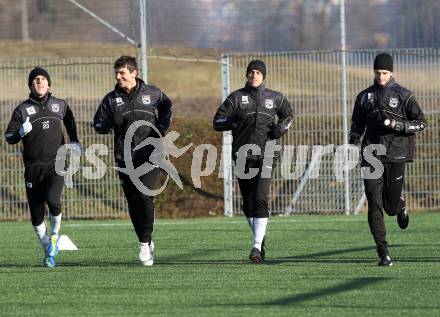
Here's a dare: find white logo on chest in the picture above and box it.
[241,96,249,104]
[116,97,124,106]
[26,107,36,115]
[389,97,399,108]
[51,104,59,112]
[265,99,274,109]
[142,95,151,105]
[42,121,50,130]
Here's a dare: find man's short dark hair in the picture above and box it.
[114,56,138,73]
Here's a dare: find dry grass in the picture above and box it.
[0,41,222,118]
[2,42,439,116]
[0,41,138,58]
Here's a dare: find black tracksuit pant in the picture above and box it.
[363,161,406,250]
[237,159,275,218]
[24,164,64,226]
[117,165,160,244]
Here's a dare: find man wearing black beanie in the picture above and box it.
[373,53,393,72]
[5,66,83,268]
[349,52,427,266]
[28,67,51,88]
[213,60,293,263]
[246,60,266,79]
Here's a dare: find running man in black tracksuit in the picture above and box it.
[349,53,426,266]
[213,60,293,263]
[93,56,172,266]
[5,67,82,267]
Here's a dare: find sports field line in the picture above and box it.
[64,217,364,227]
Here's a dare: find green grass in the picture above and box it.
[1,213,440,316]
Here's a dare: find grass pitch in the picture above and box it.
[1,213,439,317]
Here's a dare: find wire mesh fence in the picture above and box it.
[223,48,440,215]
[1,49,439,220]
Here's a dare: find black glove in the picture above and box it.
[383,118,404,132]
[348,132,361,146]
[272,125,283,139]
[93,120,111,134]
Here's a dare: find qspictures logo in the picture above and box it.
[55,120,387,196]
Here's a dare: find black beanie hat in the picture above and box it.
[373,53,393,72]
[246,60,266,79]
[28,67,51,87]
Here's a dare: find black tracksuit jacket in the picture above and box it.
[349,78,426,162]
[213,83,293,160]
[93,79,172,165]
[5,93,79,166]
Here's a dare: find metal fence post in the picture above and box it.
[340,0,351,215]
[221,54,234,217]
[139,0,148,83]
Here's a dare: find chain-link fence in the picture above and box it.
[1,49,439,220]
[222,48,440,215]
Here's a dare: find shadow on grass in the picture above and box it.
[0,261,140,268]
[267,244,391,265]
[2,243,439,268]
[206,277,391,309]
[268,244,440,264]
[262,277,390,306]
[157,243,440,265]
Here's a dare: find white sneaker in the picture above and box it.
[139,242,154,266]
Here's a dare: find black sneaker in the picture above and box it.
[397,209,409,229]
[249,248,262,263]
[378,254,393,266]
[261,237,266,261]
[377,245,393,266]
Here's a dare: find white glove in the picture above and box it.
[19,117,32,138]
[70,142,83,156]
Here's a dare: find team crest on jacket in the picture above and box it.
[51,104,59,112]
[389,98,399,108]
[115,97,124,106]
[26,106,36,115]
[241,96,249,104]
[265,99,274,109]
[142,95,151,104]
